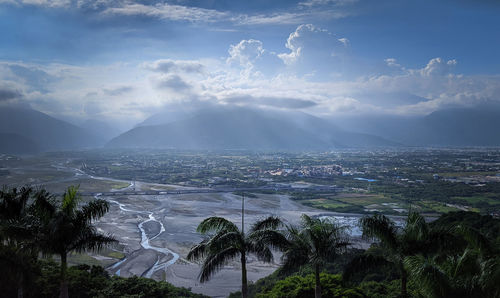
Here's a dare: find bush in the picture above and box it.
[257,273,364,298]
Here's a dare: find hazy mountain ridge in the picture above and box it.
[2,105,499,154]
[332,106,500,147]
[80,119,123,142]
[107,108,396,150]
[0,133,40,154]
[0,107,104,153]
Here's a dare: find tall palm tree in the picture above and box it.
[404,226,500,298]
[344,212,456,297]
[276,214,350,298]
[0,186,52,298]
[36,186,116,298]
[187,214,283,298]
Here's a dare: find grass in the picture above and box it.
[334,193,399,206]
[110,182,131,189]
[305,198,350,209]
[417,201,462,213]
[104,250,125,259]
[300,192,406,214]
[67,253,102,267]
[452,194,500,206]
[436,171,498,177]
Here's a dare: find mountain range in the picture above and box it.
[1,104,500,154]
[107,108,395,150]
[332,106,500,147]
[0,107,104,153]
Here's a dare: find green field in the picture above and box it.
[301,193,407,214]
[453,194,500,206]
[416,201,464,213]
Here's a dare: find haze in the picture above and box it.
[1,0,500,151]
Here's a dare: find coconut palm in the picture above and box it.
[404,226,500,298]
[187,214,283,298]
[344,212,455,297]
[36,186,116,298]
[0,186,52,298]
[276,214,350,298]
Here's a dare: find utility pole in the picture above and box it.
[241,194,245,236]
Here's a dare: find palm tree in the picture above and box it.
[0,186,52,298]
[344,212,456,298]
[187,212,283,298]
[36,186,116,298]
[276,214,350,298]
[404,225,500,298]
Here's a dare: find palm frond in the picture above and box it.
[248,229,289,251]
[452,248,481,279]
[280,224,312,273]
[248,243,274,263]
[359,214,399,251]
[250,216,283,233]
[30,189,56,221]
[62,186,81,215]
[404,211,429,241]
[478,257,500,297]
[197,217,239,234]
[78,199,110,222]
[207,231,243,252]
[404,255,452,298]
[70,227,116,253]
[187,239,209,262]
[300,213,317,228]
[455,225,493,256]
[199,247,240,282]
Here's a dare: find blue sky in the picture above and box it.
[1,0,500,128]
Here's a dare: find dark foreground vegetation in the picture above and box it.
[0,259,205,298]
[225,211,500,298]
[2,185,499,298]
[0,186,205,298]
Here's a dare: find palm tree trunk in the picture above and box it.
[17,274,23,298]
[60,253,69,298]
[315,264,322,298]
[241,251,248,298]
[400,262,407,298]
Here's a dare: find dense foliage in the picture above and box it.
[229,211,500,298]
[256,273,363,298]
[0,185,204,298]
[0,259,206,298]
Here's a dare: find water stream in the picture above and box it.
[97,194,180,278]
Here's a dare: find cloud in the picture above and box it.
[102,2,228,22]
[227,39,264,67]
[103,86,133,96]
[277,24,349,78]
[416,57,457,76]
[384,58,401,68]
[144,59,204,74]
[155,74,192,92]
[223,95,317,109]
[298,0,358,7]
[3,0,70,8]
[225,39,283,78]
[278,24,348,65]
[1,62,56,93]
[235,12,309,25]
[0,87,21,101]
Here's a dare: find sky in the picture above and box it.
[1,0,500,130]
